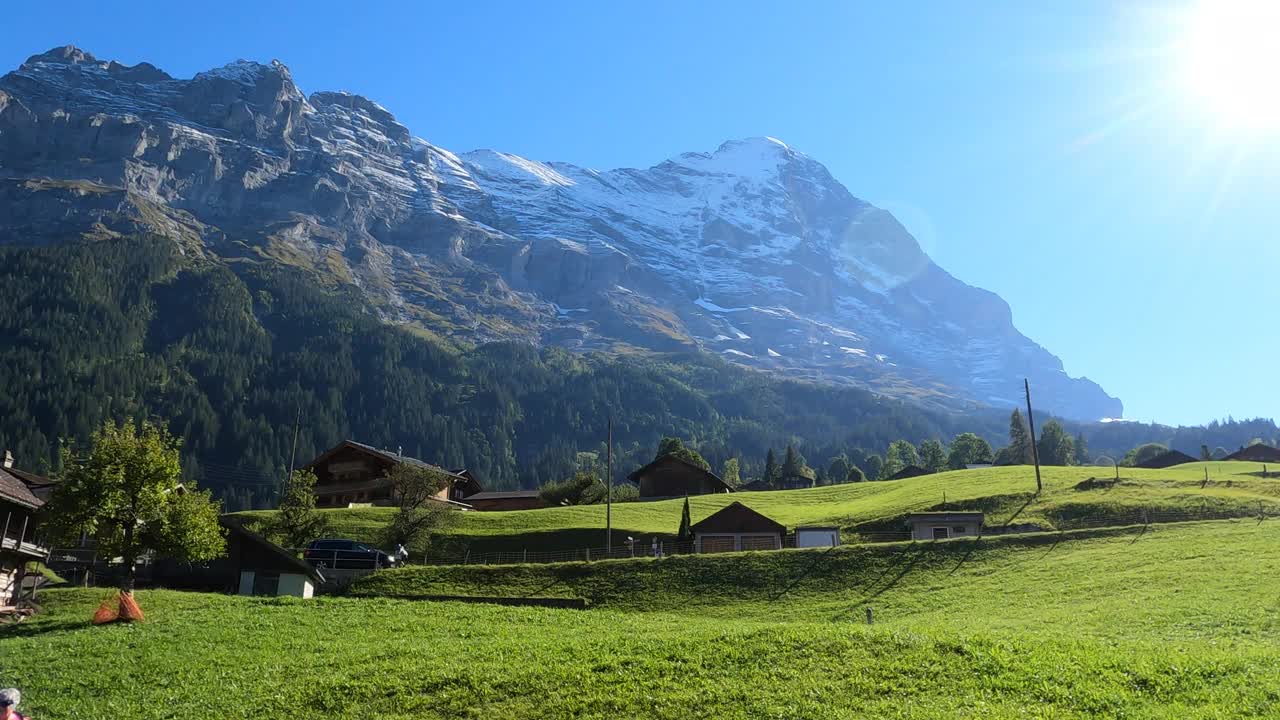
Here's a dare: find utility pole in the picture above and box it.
[285,401,302,496]
[1024,379,1042,495]
[606,416,613,555]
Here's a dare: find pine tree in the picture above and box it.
[1200,444,1212,461]
[1074,433,1091,465]
[677,497,692,541]
[764,448,779,487]
[781,444,803,478]
[1008,409,1032,464]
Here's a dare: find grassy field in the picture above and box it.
[4,517,1280,718]
[239,461,1280,558]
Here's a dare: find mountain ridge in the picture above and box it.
[0,45,1121,420]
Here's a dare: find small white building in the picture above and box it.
[223,519,323,598]
[906,512,984,541]
[795,526,841,548]
[692,502,786,553]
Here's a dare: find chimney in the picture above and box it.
[2,450,12,469]
[397,446,403,458]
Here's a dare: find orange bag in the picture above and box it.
[92,592,145,624]
[92,596,119,625]
[118,592,144,622]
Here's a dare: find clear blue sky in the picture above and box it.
[4,0,1277,426]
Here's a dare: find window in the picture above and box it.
[953,526,967,533]
[931,526,950,540]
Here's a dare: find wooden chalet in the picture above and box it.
[0,452,50,608]
[690,502,786,553]
[302,441,480,509]
[1224,444,1280,463]
[1136,449,1199,469]
[628,455,734,499]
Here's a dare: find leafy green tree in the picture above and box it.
[1036,421,1076,466]
[919,439,948,474]
[882,440,919,479]
[827,455,851,485]
[380,463,457,550]
[721,457,740,488]
[864,454,884,481]
[655,437,710,471]
[677,497,692,541]
[1074,433,1091,465]
[1007,409,1033,465]
[947,433,994,469]
[45,420,226,592]
[1121,443,1169,467]
[845,465,867,483]
[539,471,609,506]
[269,468,330,548]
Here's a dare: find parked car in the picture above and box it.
[303,539,395,570]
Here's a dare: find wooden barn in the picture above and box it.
[886,465,930,481]
[462,490,547,511]
[690,502,786,553]
[628,455,734,499]
[1136,449,1199,469]
[1224,444,1280,463]
[302,441,480,509]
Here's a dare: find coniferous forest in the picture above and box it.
[1,236,1274,510]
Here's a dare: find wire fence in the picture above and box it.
[432,503,1275,567]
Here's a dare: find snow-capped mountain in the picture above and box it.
[0,46,1121,419]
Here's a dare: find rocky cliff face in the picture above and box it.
[0,46,1122,420]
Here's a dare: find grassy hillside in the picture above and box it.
[5,518,1280,718]
[239,461,1280,558]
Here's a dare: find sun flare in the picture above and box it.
[1180,0,1280,130]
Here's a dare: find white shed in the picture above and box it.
[795,526,841,548]
[223,519,324,598]
[906,512,984,541]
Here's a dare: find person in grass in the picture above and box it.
[0,688,28,720]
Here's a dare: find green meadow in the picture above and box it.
[5,462,1280,718]
[241,461,1280,557]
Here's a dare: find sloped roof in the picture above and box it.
[463,490,541,501]
[219,517,323,583]
[1224,444,1280,463]
[626,454,734,493]
[887,465,930,480]
[0,467,44,510]
[305,440,469,482]
[1135,449,1199,469]
[690,501,785,535]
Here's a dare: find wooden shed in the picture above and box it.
[224,519,323,598]
[906,512,984,540]
[690,502,785,553]
[629,455,734,499]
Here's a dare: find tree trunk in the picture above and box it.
[120,521,136,593]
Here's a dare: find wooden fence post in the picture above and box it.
[865,607,873,625]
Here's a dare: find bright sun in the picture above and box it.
[1180,0,1280,130]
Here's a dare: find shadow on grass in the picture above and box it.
[945,538,983,577]
[767,546,840,602]
[0,618,92,638]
